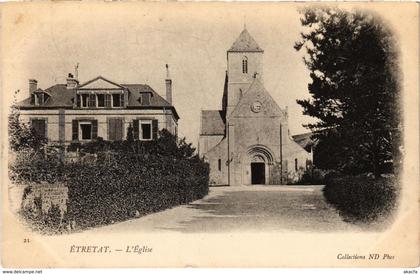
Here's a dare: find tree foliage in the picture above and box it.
[295,8,401,176]
[9,90,47,152]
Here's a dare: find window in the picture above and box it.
[218,159,221,171]
[242,56,248,74]
[112,94,123,107]
[31,119,46,139]
[88,94,96,107]
[140,120,152,140]
[35,93,44,105]
[97,94,105,107]
[140,93,151,106]
[81,94,89,108]
[295,158,298,171]
[80,122,92,140]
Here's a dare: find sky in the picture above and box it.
[3,3,318,146]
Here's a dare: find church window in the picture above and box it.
[295,158,298,171]
[242,56,248,74]
[218,159,221,171]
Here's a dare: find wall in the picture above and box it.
[198,135,224,157]
[19,108,178,143]
[204,138,228,186]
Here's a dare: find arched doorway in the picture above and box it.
[251,155,265,184]
[245,145,274,185]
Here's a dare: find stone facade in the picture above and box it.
[17,72,179,145]
[199,28,312,186]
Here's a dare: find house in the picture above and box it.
[199,28,312,186]
[17,66,179,145]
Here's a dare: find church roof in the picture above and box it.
[228,28,264,53]
[292,132,315,152]
[200,110,225,135]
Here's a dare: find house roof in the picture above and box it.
[228,28,264,53]
[122,84,171,108]
[200,110,225,135]
[16,76,179,120]
[17,84,75,108]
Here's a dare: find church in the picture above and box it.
[199,28,312,186]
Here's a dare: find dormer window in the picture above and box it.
[78,92,124,108]
[242,56,248,74]
[112,94,124,107]
[88,94,96,107]
[97,94,105,107]
[81,94,89,108]
[35,93,44,105]
[33,90,50,106]
[140,92,151,106]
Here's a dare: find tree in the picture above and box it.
[295,8,401,177]
[9,90,47,151]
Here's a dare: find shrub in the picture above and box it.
[323,173,397,223]
[11,129,209,231]
[293,168,327,185]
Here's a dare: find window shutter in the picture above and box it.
[92,120,98,139]
[108,119,115,140]
[72,120,79,141]
[120,94,125,108]
[152,119,158,140]
[133,119,139,140]
[116,119,123,140]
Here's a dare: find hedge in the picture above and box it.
[323,173,397,223]
[10,130,209,231]
[66,153,209,228]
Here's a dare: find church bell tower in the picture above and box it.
[226,28,264,117]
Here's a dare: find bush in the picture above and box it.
[11,130,209,231]
[65,153,209,229]
[323,173,397,223]
[293,168,327,185]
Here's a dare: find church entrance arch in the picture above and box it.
[244,145,274,185]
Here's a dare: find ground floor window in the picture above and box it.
[140,120,152,140]
[295,158,298,171]
[31,119,47,139]
[80,122,92,140]
[218,159,221,171]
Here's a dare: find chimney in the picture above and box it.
[29,79,37,95]
[66,73,79,89]
[165,64,172,104]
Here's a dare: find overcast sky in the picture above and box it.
[4,3,322,146]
